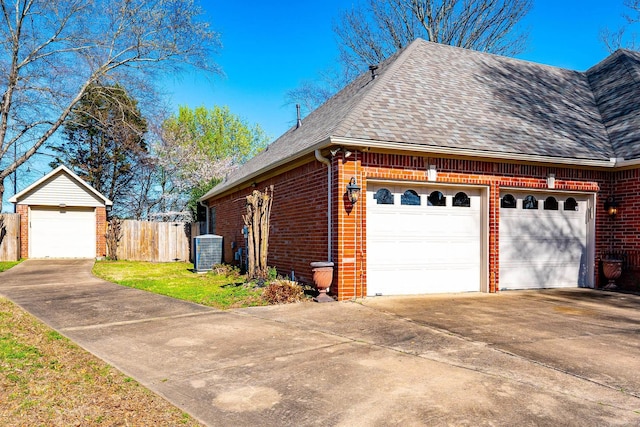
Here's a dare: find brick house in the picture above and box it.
[200,39,640,300]
[9,165,111,259]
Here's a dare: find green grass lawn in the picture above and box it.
[0,261,21,272]
[93,261,266,309]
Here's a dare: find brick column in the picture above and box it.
[96,206,107,258]
[16,204,28,259]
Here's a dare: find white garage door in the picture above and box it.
[30,207,96,258]
[367,184,482,296]
[499,192,590,290]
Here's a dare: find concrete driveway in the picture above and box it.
[1,260,639,426]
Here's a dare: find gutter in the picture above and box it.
[198,200,209,233]
[329,137,618,169]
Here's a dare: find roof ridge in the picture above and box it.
[332,39,424,137]
[619,50,640,85]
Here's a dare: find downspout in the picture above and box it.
[198,200,209,234]
[315,149,332,261]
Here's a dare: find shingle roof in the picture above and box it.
[203,39,638,200]
[587,48,640,159]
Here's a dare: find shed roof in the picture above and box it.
[203,39,639,200]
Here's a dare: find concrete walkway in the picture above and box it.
[1,259,639,426]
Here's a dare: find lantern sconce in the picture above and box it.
[604,196,619,218]
[346,177,361,204]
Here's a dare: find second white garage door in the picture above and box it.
[499,192,592,290]
[30,206,96,258]
[367,184,483,296]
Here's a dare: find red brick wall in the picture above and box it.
[207,158,334,286]
[17,204,28,259]
[96,206,107,258]
[602,169,640,289]
[206,150,625,301]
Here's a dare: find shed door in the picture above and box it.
[367,184,482,296]
[30,206,96,258]
[499,192,589,290]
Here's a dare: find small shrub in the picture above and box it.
[211,264,241,278]
[262,279,305,304]
[267,266,278,281]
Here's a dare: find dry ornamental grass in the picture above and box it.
[0,297,204,427]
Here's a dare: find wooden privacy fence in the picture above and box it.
[112,220,191,262]
[0,213,20,261]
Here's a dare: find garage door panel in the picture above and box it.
[500,263,584,289]
[30,207,96,258]
[368,265,479,295]
[368,239,478,265]
[367,184,482,296]
[501,238,584,260]
[499,193,589,290]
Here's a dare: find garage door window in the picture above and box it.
[453,192,471,207]
[564,197,578,211]
[427,191,446,206]
[401,190,420,205]
[501,194,516,208]
[544,196,558,210]
[523,195,538,209]
[374,188,394,204]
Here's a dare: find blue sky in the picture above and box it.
[166,0,629,140]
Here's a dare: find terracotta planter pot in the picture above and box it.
[602,259,623,290]
[310,261,335,302]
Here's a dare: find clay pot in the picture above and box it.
[310,261,335,302]
[602,259,623,290]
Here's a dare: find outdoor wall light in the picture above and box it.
[346,177,361,204]
[604,196,619,218]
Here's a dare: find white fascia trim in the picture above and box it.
[614,157,640,168]
[330,137,618,168]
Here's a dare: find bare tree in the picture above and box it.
[602,0,640,52]
[0,0,220,211]
[243,186,274,281]
[288,0,531,112]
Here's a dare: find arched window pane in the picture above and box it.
[374,188,394,205]
[453,192,470,207]
[401,189,420,206]
[544,196,558,210]
[427,191,446,206]
[522,195,538,209]
[564,197,578,211]
[501,194,516,208]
